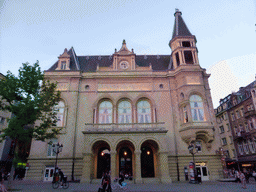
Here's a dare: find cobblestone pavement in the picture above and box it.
[4,179,256,192]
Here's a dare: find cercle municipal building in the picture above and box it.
[27,9,222,183]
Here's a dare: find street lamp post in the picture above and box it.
[52,142,63,171]
[188,143,200,184]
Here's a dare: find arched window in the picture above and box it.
[190,95,205,122]
[137,100,151,123]
[118,101,132,123]
[55,101,65,127]
[99,101,113,124]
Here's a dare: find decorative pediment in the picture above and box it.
[58,48,71,59]
[56,48,71,70]
[115,40,134,55]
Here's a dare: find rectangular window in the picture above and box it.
[238,143,244,155]
[175,52,180,66]
[184,51,194,64]
[219,126,225,133]
[229,136,233,144]
[224,113,227,120]
[222,138,227,146]
[183,106,188,123]
[231,113,235,121]
[240,108,244,117]
[47,139,58,157]
[195,141,202,152]
[61,61,66,70]
[248,140,255,153]
[243,141,250,154]
[236,110,240,119]
[226,123,230,131]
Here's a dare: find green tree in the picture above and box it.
[0,61,61,161]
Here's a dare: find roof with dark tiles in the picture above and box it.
[46,49,172,72]
[172,9,192,39]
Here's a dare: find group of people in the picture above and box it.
[100,170,125,192]
[224,168,256,189]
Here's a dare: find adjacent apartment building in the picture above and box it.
[27,9,222,183]
[215,80,256,171]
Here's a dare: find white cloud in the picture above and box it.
[207,60,239,108]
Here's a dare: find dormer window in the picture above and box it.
[56,48,71,71]
[61,61,66,70]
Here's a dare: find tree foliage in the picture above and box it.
[0,61,61,143]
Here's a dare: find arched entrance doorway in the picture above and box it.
[92,141,111,178]
[141,140,159,178]
[116,140,135,179]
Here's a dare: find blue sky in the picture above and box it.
[0,0,256,108]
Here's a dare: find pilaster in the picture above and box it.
[135,150,142,183]
[80,153,93,183]
[159,152,172,183]
[110,151,117,179]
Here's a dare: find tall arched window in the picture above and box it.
[55,101,65,127]
[99,101,113,124]
[190,95,205,122]
[118,101,132,123]
[137,100,151,123]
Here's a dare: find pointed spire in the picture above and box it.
[172,9,192,39]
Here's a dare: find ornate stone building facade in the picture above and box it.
[215,80,256,172]
[27,10,222,183]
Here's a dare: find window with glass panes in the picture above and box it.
[195,141,202,152]
[47,138,57,157]
[99,101,113,124]
[190,95,204,121]
[248,139,255,153]
[137,100,151,123]
[222,138,227,145]
[243,140,250,154]
[118,101,132,123]
[238,142,244,155]
[54,101,65,127]
[183,106,188,123]
[219,126,224,133]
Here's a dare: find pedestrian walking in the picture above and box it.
[239,171,247,189]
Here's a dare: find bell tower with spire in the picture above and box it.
[169,9,199,69]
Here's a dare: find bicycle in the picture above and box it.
[52,176,69,189]
[112,179,128,191]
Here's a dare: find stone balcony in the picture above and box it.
[82,122,167,134]
[179,121,215,147]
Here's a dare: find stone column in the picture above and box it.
[135,150,142,183]
[159,151,172,183]
[110,151,117,179]
[80,153,93,183]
